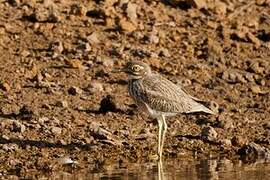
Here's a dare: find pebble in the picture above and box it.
[2,144,19,152]
[68,86,82,95]
[231,136,248,147]
[56,100,68,108]
[70,4,86,16]
[59,157,78,165]
[87,32,100,44]
[118,18,136,32]
[126,2,137,22]
[99,95,118,113]
[0,82,11,91]
[201,126,218,141]
[51,126,62,136]
[159,48,171,57]
[12,121,26,133]
[216,114,234,129]
[88,81,104,94]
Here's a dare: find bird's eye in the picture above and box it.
[132,65,141,72]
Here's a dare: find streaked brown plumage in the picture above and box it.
[121,61,215,159]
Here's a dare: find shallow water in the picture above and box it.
[48,158,270,180]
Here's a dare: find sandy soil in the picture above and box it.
[0,0,269,178]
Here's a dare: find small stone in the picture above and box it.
[56,100,68,108]
[0,82,11,91]
[99,95,118,113]
[51,41,64,56]
[12,121,26,133]
[126,2,137,22]
[247,32,261,48]
[250,85,262,94]
[2,144,19,152]
[119,18,136,32]
[87,32,100,44]
[149,34,159,44]
[220,139,232,147]
[88,82,104,93]
[159,48,171,57]
[68,86,82,95]
[201,126,218,141]
[51,126,62,136]
[70,4,86,16]
[59,156,78,165]
[231,136,248,147]
[38,117,49,124]
[66,59,84,69]
[214,1,227,16]
[216,114,234,129]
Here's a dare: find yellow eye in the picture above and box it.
[132,65,141,72]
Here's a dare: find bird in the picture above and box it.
[118,61,215,159]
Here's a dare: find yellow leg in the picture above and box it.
[157,116,163,158]
[160,115,167,158]
[157,115,167,159]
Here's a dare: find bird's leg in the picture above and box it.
[157,115,163,158]
[160,115,167,158]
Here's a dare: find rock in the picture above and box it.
[68,86,82,95]
[237,142,270,158]
[33,7,62,23]
[0,82,11,91]
[88,81,104,94]
[50,41,64,56]
[220,139,232,147]
[19,105,34,120]
[247,32,261,48]
[2,144,19,152]
[59,156,78,165]
[66,59,84,69]
[213,1,227,16]
[51,126,62,136]
[87,32,100,44]
[88,122,122,146]
[56,100,68,108]
[70,4,86,16]
[11,121,26,133]
[201,126,218,141]
[159,48,171,57]
[231,136,248,147]
[149,34,159,44]
[38,117,49,124]
[99,95,118,113]
[250,85,263,94]
[216,115,234,129]
[118,18,136,32]
[126,2,137,22]
[248,62,264,74]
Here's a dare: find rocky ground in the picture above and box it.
[0,0,270,178]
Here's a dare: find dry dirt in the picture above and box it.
[0,0,270,178]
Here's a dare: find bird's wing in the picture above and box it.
[140,74,214,114]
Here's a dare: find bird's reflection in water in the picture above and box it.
[36,157,270,179]
[158,160,164,180]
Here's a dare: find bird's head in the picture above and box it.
[121,61,151,79]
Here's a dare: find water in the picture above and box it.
[43,158,270,180]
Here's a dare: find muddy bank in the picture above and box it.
[0,0,269,177]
